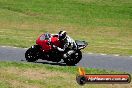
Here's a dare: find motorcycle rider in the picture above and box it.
[52,31,77,58]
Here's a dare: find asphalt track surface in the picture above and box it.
[0,46,132,73]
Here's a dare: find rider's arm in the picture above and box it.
[57,42,69,51]
[53,41,68,52]
[56,47,65,52]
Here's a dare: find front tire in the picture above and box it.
[25,48,40,62]
[64,50,82,66]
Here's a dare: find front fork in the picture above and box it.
[63,50,75,58]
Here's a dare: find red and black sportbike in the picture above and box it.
[25,33,88,65]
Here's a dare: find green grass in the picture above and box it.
[0,61,131,88]
[0,0,132,55]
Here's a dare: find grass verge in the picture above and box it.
[0,61,131,88]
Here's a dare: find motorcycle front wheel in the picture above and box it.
[64,50,82,66]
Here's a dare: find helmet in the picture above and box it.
[58,31,67,41]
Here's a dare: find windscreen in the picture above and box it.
[40,33,51,40]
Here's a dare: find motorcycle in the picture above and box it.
[25,33,88,65]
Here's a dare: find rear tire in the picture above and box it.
[25,48,40,62]
[64,50,82,66]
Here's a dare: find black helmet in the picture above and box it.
[58,31,67,41]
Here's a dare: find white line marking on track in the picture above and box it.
[12,47,18,48]
[100,54,107,56]
[24,48,28,49]
[1,46,27,49]
[88,52,93,54]
[130,56,132,58]
[1,46,6,47]
[114,54,119,56]
[1,46,18,48]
